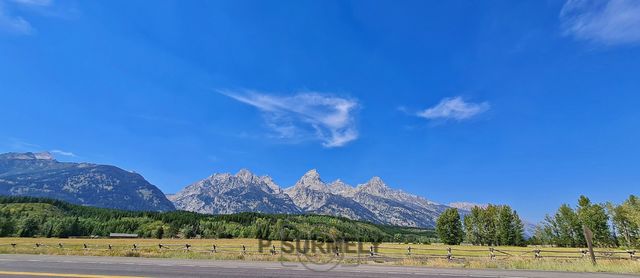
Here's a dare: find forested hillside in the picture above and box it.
[0,196,433,243]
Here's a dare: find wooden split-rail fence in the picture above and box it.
[0,243,636,262]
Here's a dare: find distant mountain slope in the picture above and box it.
[171,169,300,214]
[448,202,488,211]
[0,152,174,212]
[351,177,450,227]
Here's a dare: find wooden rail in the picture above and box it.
[2,242,637,261]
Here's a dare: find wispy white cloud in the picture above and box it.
[50,149,76,157]
[220,90,359,148]
[0,137,40,151]
[0,0,54,35]
[417,97,489,121]
[560,0,640,46]
[11,0,53,6]
[0,2,33,34]
[396,106,410,114]
[0,137,80,158]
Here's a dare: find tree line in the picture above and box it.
[435,204,525,246]
[435,195,640,248]
[6,195,639,248]
[0,196,434,243]
[531,195,640,248]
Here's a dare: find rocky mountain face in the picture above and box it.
[0,152,175,212]
[284,170,380,223]
[448,202,488,211]
[350,177,451,227]
[171,169,300,214]
[174,168,453,228]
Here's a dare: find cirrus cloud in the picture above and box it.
[220,90,359,148]
[0,1,33,34]
[0,0,59,35]
[560,0,640,46]
[417,97,490,121]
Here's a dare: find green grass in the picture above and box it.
[397,257,640,273]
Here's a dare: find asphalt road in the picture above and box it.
[0,254,636,278]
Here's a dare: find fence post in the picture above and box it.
[582,225,597,266]
[580,249,587,258]
[447,247,452,260]
[489,247,495,260]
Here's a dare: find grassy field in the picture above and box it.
[0,238,638,274]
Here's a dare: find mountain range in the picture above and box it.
[171,168,454,228]
[0,152,489,229]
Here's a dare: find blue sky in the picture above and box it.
[1,0,639,221]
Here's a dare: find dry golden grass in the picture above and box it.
[1,238,638,274]
[395,257,640,273]
[376,242,634,258]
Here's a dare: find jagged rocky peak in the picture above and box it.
[368,176,386,186]
[233,169,281,193]
[329,178,348,188]
[261,176,281,193]
[235,168,256,183]
[302,168,320,180]
[203,172,229,184]
[294,169,328,192]
[328,179,355,196]
[358,176,390,195]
